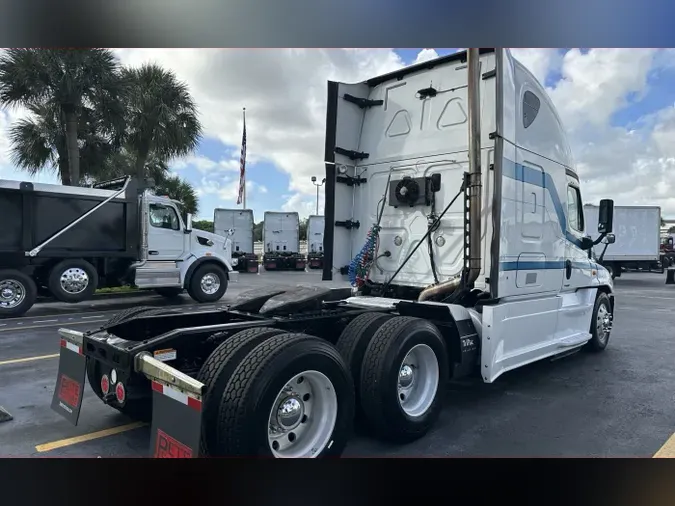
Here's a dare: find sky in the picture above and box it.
[2,48,675,221]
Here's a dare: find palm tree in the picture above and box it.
[154,174,199,217]
[79,148,171,187]
[9,101,123,186]
[0,48,124,185]
[121,64,202,180]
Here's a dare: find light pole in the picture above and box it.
[311,176,326,215]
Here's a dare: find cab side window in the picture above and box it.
[149,204,180,231]
[567,185,584,233]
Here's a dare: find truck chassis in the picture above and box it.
[52,283,487,458]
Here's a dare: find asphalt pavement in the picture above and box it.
[1,270,674,457]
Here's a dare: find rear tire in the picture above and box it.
[586,292,612,352]
[196,327,286,456]
[215,333,355,458]
[0,269,37,318]
[359,316,449,443]
[188,263,228,303]
[335,312,394,421]
[605,264,615,280]
[48,259,98,303]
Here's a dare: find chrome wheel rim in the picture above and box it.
[267,370,338,458]
[200,273,221,295]
[60,268,89,295]
[596,303,612,343]
[0,279,26,309]
[397,344,439,418]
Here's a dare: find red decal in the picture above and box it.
[60,339,67,348]
[151,381,163,393]
[154,429,193,458]
[58,374,81,408]
[187,396,202,412]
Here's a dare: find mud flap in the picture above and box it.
[51,329,87,425]
[135,352,205,458]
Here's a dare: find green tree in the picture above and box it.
[0,48,124,185]
[193,220,214,233]
[121,63,202,180]
[154,174,199,217]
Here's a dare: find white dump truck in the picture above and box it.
[0,177,237,318]
[585,204,661,278]
[51,48,615,459]
[262,211,306,270]
[213,208,259,273]
[306,215,325,269]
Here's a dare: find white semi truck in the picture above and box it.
[262,211,306,270]
[51,49,615,459]
[0,176,237,318]
[213,208,259,273]
[585,204,661,278]
[307,215,325,269]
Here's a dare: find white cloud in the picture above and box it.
[282,191,325,218]
[414,49,439,65]
[510,48,562,86]
[115,49,405,197]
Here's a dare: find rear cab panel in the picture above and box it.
[214,208,258,272]
[263,211,305,269]
[307,215,326,268]
[324,50,497,291]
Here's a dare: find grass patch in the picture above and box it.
[95,285,140,295]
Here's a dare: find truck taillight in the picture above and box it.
[115,382,126,404]
[101,375,110,396]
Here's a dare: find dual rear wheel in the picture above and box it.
[197,313,448,458]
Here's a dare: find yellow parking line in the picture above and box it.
[35,422,147,453]
[653,433,675,458]
[0,354,59,366]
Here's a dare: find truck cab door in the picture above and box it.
[563,179,592,290]
[147,203,186,260]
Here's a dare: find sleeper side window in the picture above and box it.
[567,185,584,233]
[523,90,541,128]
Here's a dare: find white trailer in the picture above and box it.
[213,208,259,273]
[262,211,306,270]
[52,49,616,459]
[584,204,661,278]
[306,215,325,269]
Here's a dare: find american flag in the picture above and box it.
[236,109,247,205]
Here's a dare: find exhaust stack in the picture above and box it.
[418,48,483,302]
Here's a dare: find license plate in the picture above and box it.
[51,339,87,426]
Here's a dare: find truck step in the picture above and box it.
[135,263,182,289]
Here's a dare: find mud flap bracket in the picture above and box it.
[135,352,204,458]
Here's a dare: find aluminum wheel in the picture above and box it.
[60,268,89,295]
[596,303,612,343]
[200,273,221,295]
[0,279,25,309]
[267,370,338,458]
[397,344,440,418]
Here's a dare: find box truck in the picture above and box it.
[306,215,325,269]
[51,49,615,459]
[213,208,259,273]
[0,176,237,318]
[262,211,305,270]
[585,204,661,278]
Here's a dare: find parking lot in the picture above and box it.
[1,270,674,457]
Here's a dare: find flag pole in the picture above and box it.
[242,107,247,210]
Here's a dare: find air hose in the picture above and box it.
[348,173,391,288]
[348,224,381,287]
